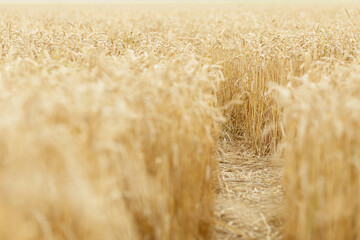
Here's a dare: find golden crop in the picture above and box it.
[0,3,359,240]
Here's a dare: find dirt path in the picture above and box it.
[215,141,284,240]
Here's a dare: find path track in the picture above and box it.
[215,141,284,240]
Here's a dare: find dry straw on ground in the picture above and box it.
[0,3,360,240]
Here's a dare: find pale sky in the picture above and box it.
[0,0,243,1]
[0,0,353,3]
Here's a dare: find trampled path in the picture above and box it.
[215,141,284,240]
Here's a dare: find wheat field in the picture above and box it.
[0,2,359,240]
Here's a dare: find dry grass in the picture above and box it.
[213,5,360,155]
[278,63,360,240]
[0,5,223,240]
[0,3,360,240]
